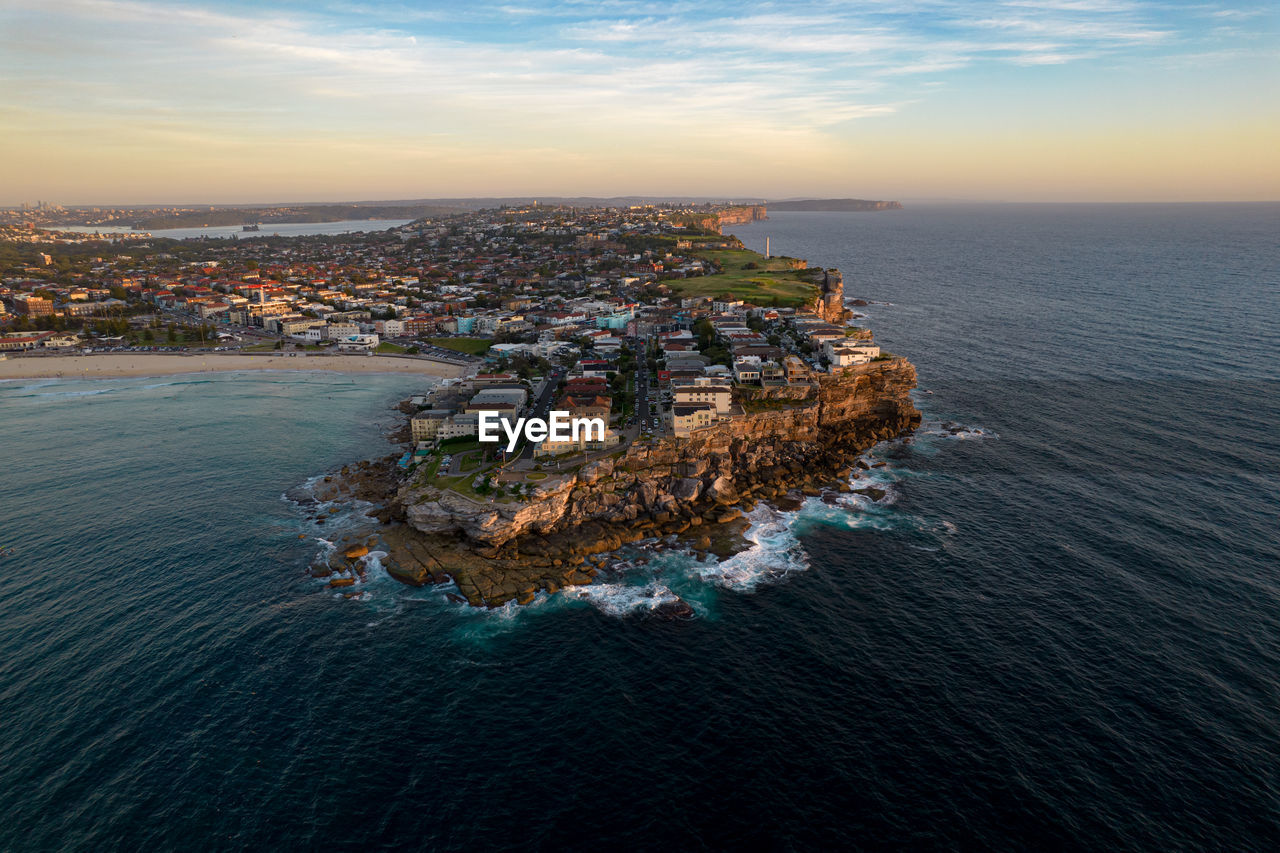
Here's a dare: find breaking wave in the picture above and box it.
[687,504,810,592]
[562,582,685,617]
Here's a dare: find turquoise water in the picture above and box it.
[3,204,1280,849]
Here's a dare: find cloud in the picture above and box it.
[0,0,1271,201]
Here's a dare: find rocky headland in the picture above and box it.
[304,357,921,608]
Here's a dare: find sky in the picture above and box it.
[1,0,1277,204]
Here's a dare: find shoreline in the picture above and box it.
[0,352,472,381]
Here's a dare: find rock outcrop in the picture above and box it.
[684,205,768,233]
[810,268,848,324]
[712,205,767,229]
[386,358,920,605]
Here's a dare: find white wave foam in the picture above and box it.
[690,504,809,591]
[32,387,119,399]
[919,420,997,440]
[563,582,684,617]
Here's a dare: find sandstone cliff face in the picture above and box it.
[685,205,768,233]
[712,205,767,230]
[806,268,848,324]
[400,358,919,551]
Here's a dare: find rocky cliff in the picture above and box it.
[808,268,848,324]
[683,205,768,233]
[387,359,920,606]
[713,205,767,229]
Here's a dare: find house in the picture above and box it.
[783,355,812,384]
[824,340,880,368]
[733,357,761,384]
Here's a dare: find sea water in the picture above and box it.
[2,204,1278,848]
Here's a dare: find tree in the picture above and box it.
[693,317,715,349]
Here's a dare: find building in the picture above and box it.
[561,394,611,420]
[759,361,786,385]
[376,318,406,338]
[672,382,732,415]
[438,412,480,440]
[783,355,812,384]
[336,334,379,352]
[669,403,716,437]
[410,411,452,443]
[13,295,54,316]
[733,356,761,384]
[0,332,51,351]
[326,322,361,340]
[533,425,621,458]
[824,340,880,368]
[468,387,529,410]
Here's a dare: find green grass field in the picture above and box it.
[375,341,407,353]
[428,337,491,356]
[670,248,818,308]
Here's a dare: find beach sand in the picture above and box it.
[0,352,472,381]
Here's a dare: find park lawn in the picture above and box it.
[375,341,407,353]
[437,436,485,454]
[437,469,519,502]
[428,337,491,356]
[671,247,818,308]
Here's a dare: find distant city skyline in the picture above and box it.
[1,0,1276,204]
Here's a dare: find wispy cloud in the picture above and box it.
[0,0,1274,201]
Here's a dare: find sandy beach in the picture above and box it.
[0,352,472,381]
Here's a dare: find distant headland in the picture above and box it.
[768,199,904,212]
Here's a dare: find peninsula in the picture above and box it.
[0,200,919,609]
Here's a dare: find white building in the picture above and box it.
[336,334,379,352]
[733,356,762,384]
[824,340,880,368]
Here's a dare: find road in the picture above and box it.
[515,366,565,462]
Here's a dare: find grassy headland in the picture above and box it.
[670,246,818,308]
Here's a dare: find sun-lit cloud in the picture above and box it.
[0,0,1276,202]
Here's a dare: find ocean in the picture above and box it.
[2,204,1278,849]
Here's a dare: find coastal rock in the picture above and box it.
[359,359,922,606]
[651,599,696,621]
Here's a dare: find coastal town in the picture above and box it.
[2,203,894,502]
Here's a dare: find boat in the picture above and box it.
[242,224,260,232]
